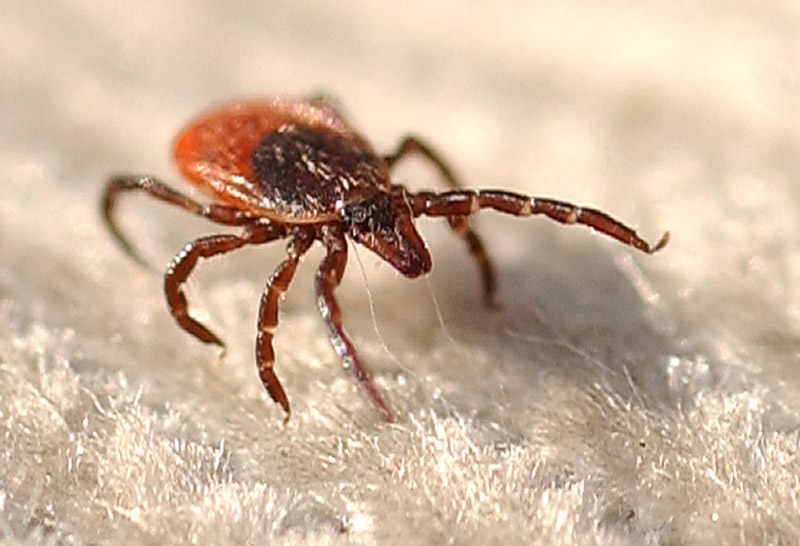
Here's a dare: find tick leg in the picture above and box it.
[255,228,315,419]
[447,215,497,306]
[384,136,461,188]
[385,137,498,305]
[407,190,669,254]
[102,174,253,265]
[165,222,288,349]
[316,228,393,422]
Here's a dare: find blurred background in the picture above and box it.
[2,1,800,544]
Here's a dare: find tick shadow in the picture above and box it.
[420,228,676,418]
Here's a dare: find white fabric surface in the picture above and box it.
[2,1,800,544]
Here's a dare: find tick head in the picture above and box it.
[341,191,432,277]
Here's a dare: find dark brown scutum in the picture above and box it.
[251,126,387,217]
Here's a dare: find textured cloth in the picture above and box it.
[2,1,800,544]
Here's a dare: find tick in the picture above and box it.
[102,96,668,422]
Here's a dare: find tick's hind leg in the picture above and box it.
[385,137,498,305]
[316,227,393,422]
[165,222,287,349]
[102,174,253,265]
[255,228,315,419]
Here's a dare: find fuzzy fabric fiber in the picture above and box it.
[2,1,800,544]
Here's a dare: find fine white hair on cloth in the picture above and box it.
[2,1,800,544]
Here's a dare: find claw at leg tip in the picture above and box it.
[379,404,395,423]
[650,231,670,253]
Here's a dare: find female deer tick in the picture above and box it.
[102,97,668,422]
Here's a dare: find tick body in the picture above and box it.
[102,97,667,422]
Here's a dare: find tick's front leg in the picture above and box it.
[315,227,393,422]
[164,222,288,349]
[255,227,315,420]
[407,189,669,254]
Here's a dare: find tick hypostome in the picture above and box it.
[102,97,668,422]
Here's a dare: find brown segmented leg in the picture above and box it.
[255,227,316,419]
[385,136,498,305]
[165,222,288,348]
[447,215,497,306]
[384,136,461,188]
[102,174,253,265]
[407,190,669,254]
[315,226,393,422]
